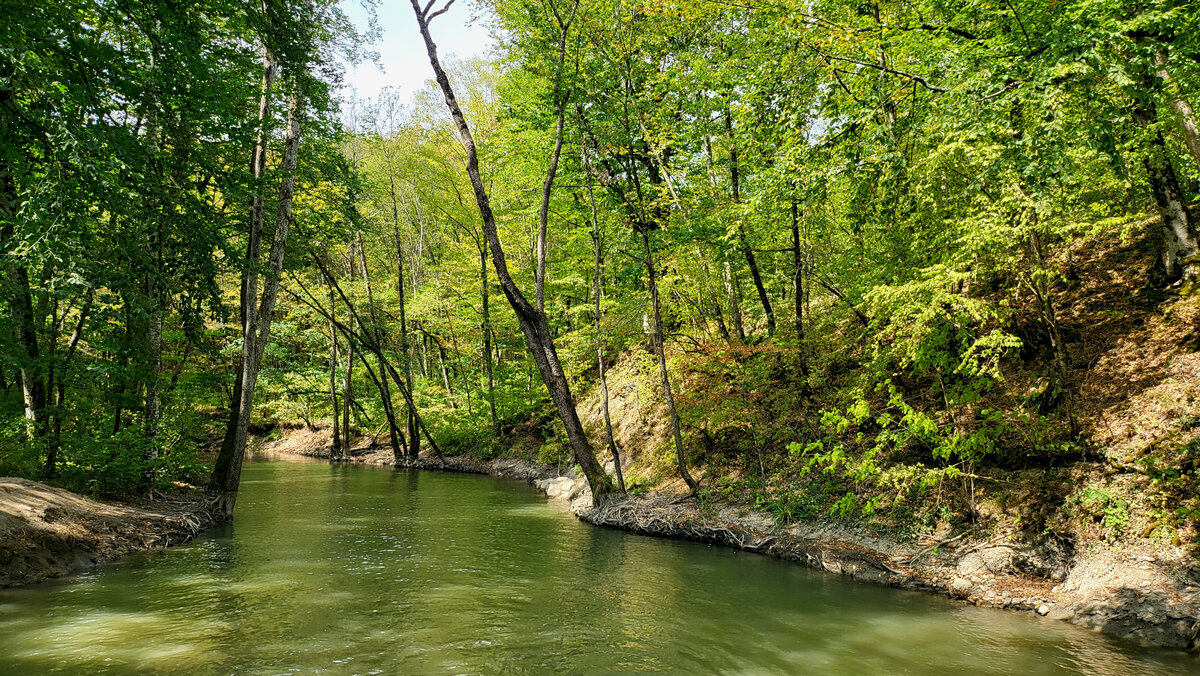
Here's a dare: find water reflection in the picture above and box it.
[0,460,1195,675]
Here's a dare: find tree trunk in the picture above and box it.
[210,79,303,518]
[418,331,429,377]
[142,268,163,489]
[535,111,564,315]
[217,47,277,468]
[791,196,808,377]
[299,258,445,466]
[389,185,420,461]
[480,240,498,433]
[140,40,165,492]
[1024,224,1074,428]
[1157,51,1200,167]
[0,88,46,439]
[640,227,698,492]
[112,305,132,436]
[587,167,625,492]
[535,1,578,314]
[435,338,456,408]
[1134,98,1200,286]
[412,0,614,501]
[723,258,745,343]
[2,227,44,437]
[342,324,354,456]
[326,272,341,457]
[45,290,92,477]
[726,109,775,337]
[357,231,403,461]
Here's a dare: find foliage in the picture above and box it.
[3,0,1200,548]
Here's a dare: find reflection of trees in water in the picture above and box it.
[1,462,1195,675]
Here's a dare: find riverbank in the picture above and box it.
[0,478,217,588]
[283,437,1199,652]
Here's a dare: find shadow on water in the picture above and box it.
[0,459,1196,675]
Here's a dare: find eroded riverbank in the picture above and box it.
[6,441,1197,656]
[300,440,1200,653]
[0,478,217,588]
[2,458,1196,674]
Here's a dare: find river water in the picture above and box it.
[0,458,1196,674]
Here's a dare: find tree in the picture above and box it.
[410,0,616,502]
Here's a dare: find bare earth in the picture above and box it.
[0,478,215,588]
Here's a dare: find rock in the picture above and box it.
[536,476,580,501]
[1012,533,1075,581]
[980,546,1016,574]
[1036,604,1051,616]
[956,552,989,577]
[950,577,973,596]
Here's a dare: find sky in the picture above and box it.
[339,0,497,105]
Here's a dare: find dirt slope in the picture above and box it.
[0,478,215,587]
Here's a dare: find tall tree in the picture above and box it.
[411,0,615,501]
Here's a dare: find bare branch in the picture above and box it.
[804,43,949,93]
[426,0,457,23]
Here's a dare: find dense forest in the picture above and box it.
[3,0,1200,548]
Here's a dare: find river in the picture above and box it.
[0,457,1196,674]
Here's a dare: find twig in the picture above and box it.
[904,532,966,565]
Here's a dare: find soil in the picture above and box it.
[0,478,218,588]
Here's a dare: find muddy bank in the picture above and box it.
[0,478,218,588]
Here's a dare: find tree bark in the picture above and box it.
[790,196,808,377]
[293,261,445,465]
[1156,51,1200,167]
[357,231,403,461]
[480,239,498,433]
[640,227,698,492]
[1,221,44,437]
[141,109,163,491]
[218,46,277,466]
[726,109,775,337]
[389,185,420,461]
[342,293,355,457]
[141,258,163,489]
[326,271,341,458]
[411,0,615,501]
[723,257,745,343]
[587,167,625,492]
[46,289,92,477]
[0,87,47,439]
[210,79,303,518]
[535,0,579,314]
[434,338,456,408]
[1133,98,1200,286]
[111,303,134,435]
[1023,223,1074,427]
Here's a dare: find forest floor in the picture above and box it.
[0,478,217,588]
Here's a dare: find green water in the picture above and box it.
[1,458,1196,674]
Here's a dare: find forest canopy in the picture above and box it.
[2,0,1199,533]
